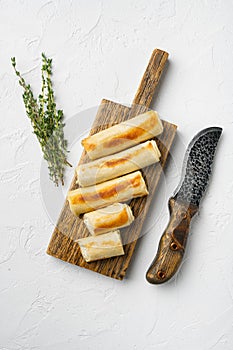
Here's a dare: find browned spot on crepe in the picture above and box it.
[94,208,129,232]
[102,157,129,167]
[69,174,143,205]
[103,116,157,148]
[81,139,96,151]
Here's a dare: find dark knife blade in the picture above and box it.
[146,126,222,284]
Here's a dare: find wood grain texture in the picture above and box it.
[47,49,177,280]
[133,49,169,107]
[146,198,198,284]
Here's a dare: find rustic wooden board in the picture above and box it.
[47,49,177,280]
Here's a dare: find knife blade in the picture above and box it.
[146,126,222,284]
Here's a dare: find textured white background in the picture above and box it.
[1,1,233,349]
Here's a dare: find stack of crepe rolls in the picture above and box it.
[68,110,163,262]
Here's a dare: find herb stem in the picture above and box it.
[12,54,71,186]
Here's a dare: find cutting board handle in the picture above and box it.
[132,49,168,108]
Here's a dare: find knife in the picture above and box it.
[146,126,222,284]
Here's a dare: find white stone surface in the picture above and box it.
[1,0,233,349]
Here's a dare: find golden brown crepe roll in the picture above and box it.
[77,140,161,187]
[81,110,163,160]
[83,203,134,236]
[77,230,124,262]
[67,171,148,216]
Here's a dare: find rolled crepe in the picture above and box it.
[83,203,134,235]
[67,171,148,216]
[81,110,163,160]
[77,140,161,187]
[77,230,124,262]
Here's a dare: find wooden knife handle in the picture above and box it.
[146,197,198,284]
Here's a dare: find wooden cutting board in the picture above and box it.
[47,49,177,280]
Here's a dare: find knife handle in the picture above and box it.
[146,197,198,284]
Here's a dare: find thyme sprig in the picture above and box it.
[11,53,71,186]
